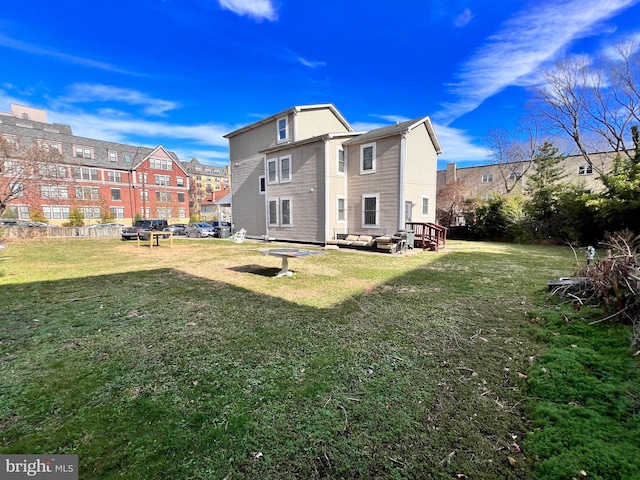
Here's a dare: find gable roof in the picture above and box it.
[223,104,353,138]
[343,116,442,154]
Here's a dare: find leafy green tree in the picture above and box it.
[524,141,566,240]
[588,126,640,234]
[64,208,84,227]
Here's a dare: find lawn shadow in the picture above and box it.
[228,264,283,277]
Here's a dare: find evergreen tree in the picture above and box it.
[524,141,566,240]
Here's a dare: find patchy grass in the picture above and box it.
[0,238,635,479]
[524,303,640,480]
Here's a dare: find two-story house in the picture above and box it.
[225,104,442,244]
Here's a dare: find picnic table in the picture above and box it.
[137,231,173,248]
[259,248,325,277]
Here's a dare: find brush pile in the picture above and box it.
[557,231,640,351]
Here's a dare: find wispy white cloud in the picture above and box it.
[438,0,638,125]
[0,34,140,75]
[218,0,278,21]
[370,114,411,123]
[453,8,474,28]
[433,123,490,164]
[57,84,180,116]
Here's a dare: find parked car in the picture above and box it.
[121,219,169,240]
[0,219,35,227]
[185,222,216,238]
[162,223,187,237]
[89,223,125,229]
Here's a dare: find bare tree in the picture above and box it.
[436,179,468,227]
[486,125,538,193]
[0,136,66,217]
[532,40,640,173]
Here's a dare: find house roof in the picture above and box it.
[258,131,362,155]
[343,116,443,154]
[0,114,182,170]
[223,104,353,138]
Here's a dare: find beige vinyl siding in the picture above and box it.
[404,124,438,223]
[266,140,326,243]
[326,138,351,237]
[346,136,401,235]
[297,109,351,139]
[230,155,266,236]
[228,119,283,161]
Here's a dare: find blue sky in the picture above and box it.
[1,0,639,169]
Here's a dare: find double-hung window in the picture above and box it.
[361,143,376,174]
[280,156,291,183]
[578,164,593,175]
[268,199,278,225]
[337,148,345,174]
[362,194,379,227]
[281,198,292,226]
[421,196,429,216]
[277,116,289,143]
[337,197,346,222]
[267,159,278,184]
[482,173,493,183]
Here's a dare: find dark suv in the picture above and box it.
[121,219,169,240]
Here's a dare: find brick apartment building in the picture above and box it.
[0,104,190,225]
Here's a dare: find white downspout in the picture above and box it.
[324,138,330,243]
[399,133,407,232]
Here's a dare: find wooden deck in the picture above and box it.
[404,222,447,251]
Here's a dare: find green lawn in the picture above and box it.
[0,238,637,479]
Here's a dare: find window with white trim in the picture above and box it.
[10,182,24,198]
[362,194,379,227]
[111,189,121,201]
[74,146,93,159]
[42,206,70,220]
[361,143,376,173]
[280,155,291,183]
[337,148,345,174]
[75,187,100,200]
[267,159,278,184]
[268,198,278,225]
[277,116,289,143]
[40,185,69,199]
[337,197,346,222]
[154,175,170,186]
[107,171,122,183]
[178,208,187,218]
[259,175,266,194]
[108,151,118,162]
[110,207,125,219]
[482,173,493,183]
[421,196,429,216]
[280,198,292,226]
[578,164,593,175]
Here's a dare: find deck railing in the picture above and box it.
[404,222,447,251]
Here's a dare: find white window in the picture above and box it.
[140,189,149,202]
[74,146,93,159]
[280,155,291,183]
[482,173,493,183]
[108,151,118,162]
[178,208,187,218]
[74,167,98,180]
[154,175,170,186]
[421,196,429,216]
[361,143,376,174]
[578,164,593,175]
[176,177,184,187]
[110,207,125,218]
[40,185,69,199]
[267,159,278,184]
[337,148,345,174]
[362,194,379,227]
[277,116,289,143]
[281,198,292,226]
[9,182,24,197]
[268,199,278,225]
[107,171,122,183]
[111,189,121,201]
[337,197,346,222]
[259,175,266,194]
[43,206,70,220]
[508,171,523,180]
